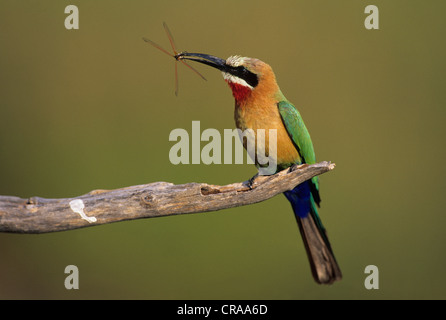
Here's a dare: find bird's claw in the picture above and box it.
[288,163,308,173]
[246,173,259,190]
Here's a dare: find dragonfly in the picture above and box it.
[143,22,206,96]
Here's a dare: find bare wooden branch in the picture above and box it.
[0,161,335,234]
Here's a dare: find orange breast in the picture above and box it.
[234,100,301,168]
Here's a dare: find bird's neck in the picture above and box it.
[226,68,284,106]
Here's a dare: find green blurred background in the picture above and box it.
[1,0,445,299]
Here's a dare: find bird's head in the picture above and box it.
[178,52,280,103]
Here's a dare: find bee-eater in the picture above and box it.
[178,52,342,284]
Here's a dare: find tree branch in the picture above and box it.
[0,161,335,234]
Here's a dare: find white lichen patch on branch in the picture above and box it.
[69,199,97,223]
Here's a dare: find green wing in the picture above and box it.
[277,100,320,204]
[277,100,316,164]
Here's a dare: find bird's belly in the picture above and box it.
[235,105,301,169]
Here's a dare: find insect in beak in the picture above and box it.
[143,22,206,96]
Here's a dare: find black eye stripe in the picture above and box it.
[228,66,259,88]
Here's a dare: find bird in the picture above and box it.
[177,52,342,284]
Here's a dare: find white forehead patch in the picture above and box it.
[222,55,253,89]
[226,55,248,67]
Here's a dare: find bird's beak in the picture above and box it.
[177,52,228,72]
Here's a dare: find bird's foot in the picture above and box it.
[245,173,259,190]
[288,163,307,173]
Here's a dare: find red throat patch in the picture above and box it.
[226,81,251,102]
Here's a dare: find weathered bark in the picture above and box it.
[0,161,335,234]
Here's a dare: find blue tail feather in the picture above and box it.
[284,180,326,239]
[284,181,312,218]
